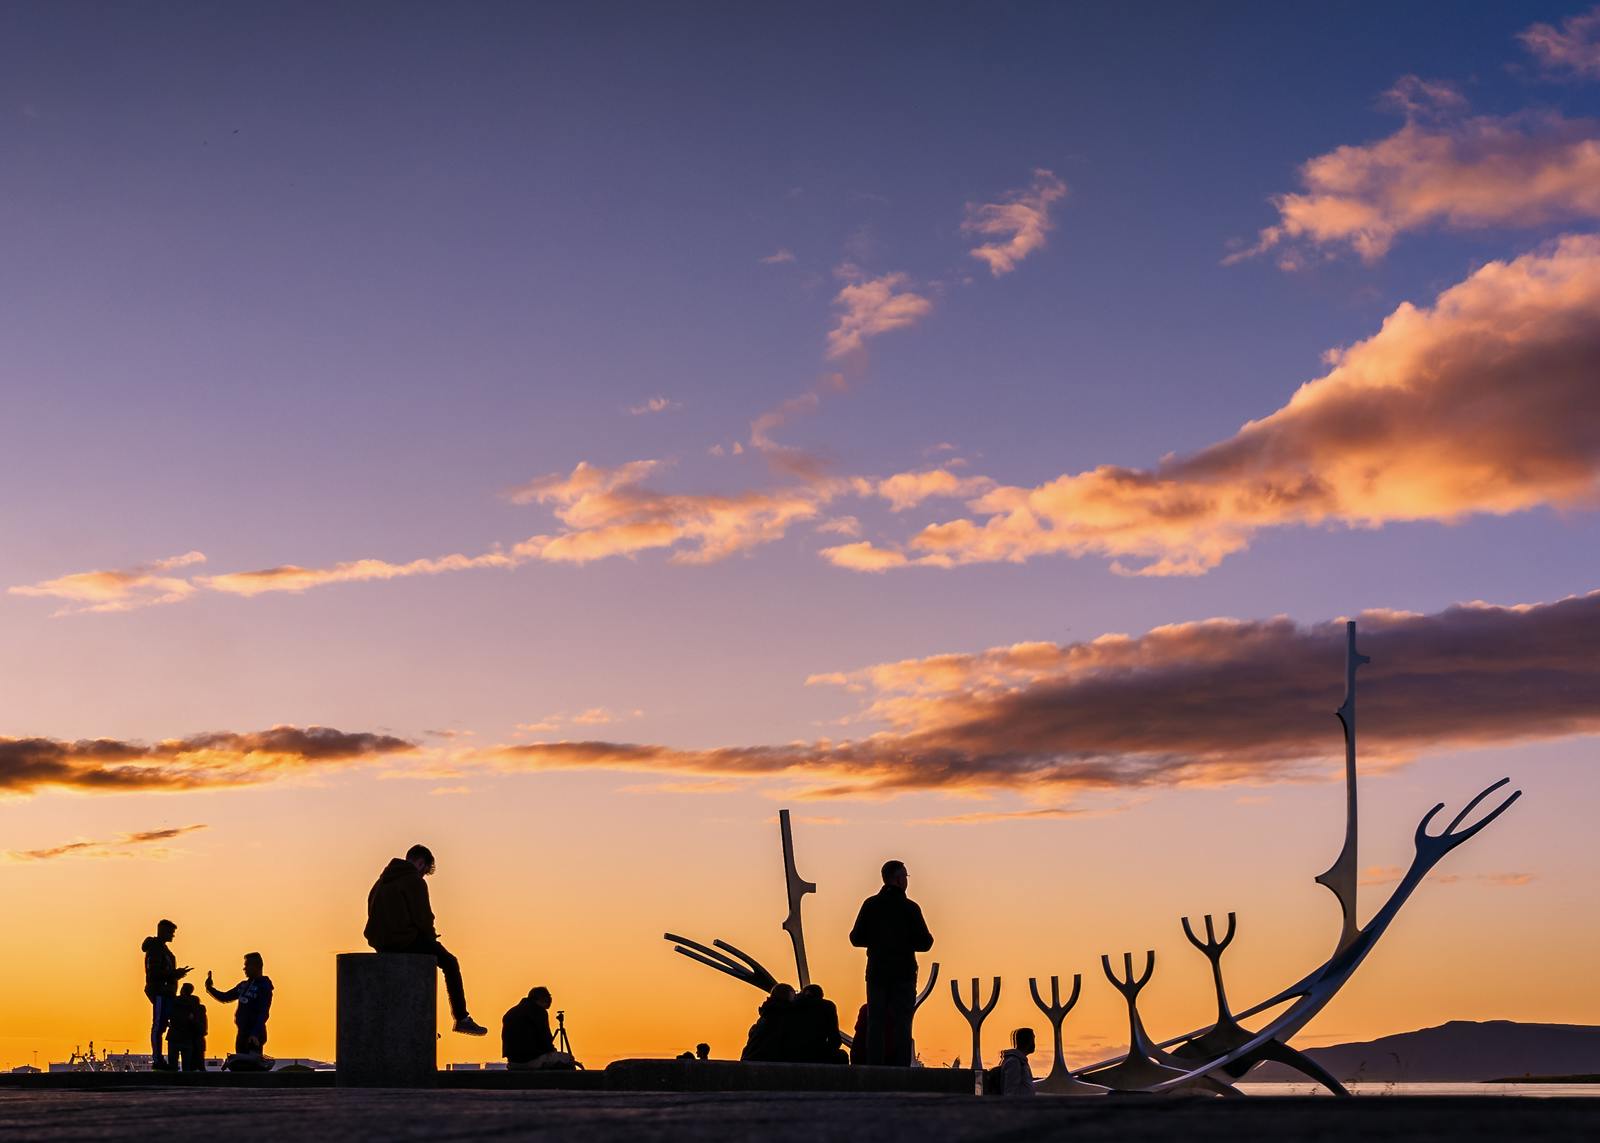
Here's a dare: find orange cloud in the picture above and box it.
[1520,6,1600,79]
[1233,102,1600,264]
[825,267,932,360]
[866,237,1600,575]
[201,551,515,597]
[510,460,856,565]
[875,468,996,512]
[479,590,1600,799]
[5,824,208,862]
[963,169,1067,276]
[9,551,206,615]
[0,727,416,796]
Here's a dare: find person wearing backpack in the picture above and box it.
[987,1028,1037,1096]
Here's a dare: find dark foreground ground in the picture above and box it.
[3,1090,1598,1142]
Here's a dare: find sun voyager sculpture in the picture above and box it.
[664,621,1522,1095]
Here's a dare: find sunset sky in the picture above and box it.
[3,2,1599,1071]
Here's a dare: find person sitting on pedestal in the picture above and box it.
[364,844,487,1036]
[502,986,576,1069]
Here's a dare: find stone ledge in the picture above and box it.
[603,1059,973,1093]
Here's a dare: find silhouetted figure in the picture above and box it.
[364,844,487,1036]
[849,1003,870,1066]
[141,918,191,1070]
[793,984,849,1064]
[502,986,575,1069]
[999,1028,1037,1096]
[849,860,933,1066]
[166,983,208,1072]
[206,951,274,1059]
[740,983,796,1062]
[695,1041,710,1061]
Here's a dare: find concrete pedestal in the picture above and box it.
[336,953,437,1087]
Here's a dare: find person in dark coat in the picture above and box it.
[141,918,190,1070]
[848,859,933,1067]
[849,1003,870,1066]
[793,984,848,1064]
[166,983,208,1072]
[501,986,574,1069]
[739,984,795,1062]
[364,844,486,1035]
[205,952,273,1057]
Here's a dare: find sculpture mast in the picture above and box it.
[1314,620,1368,953]
[779,808,817,988]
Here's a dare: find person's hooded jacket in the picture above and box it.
[364,858,437,949]
[999,1046,1036,1096]
[142,936,180,999]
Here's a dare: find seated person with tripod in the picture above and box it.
[501,985,577,1070]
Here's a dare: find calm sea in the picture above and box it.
[1238,1082,1600,1098]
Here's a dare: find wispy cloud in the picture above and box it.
[913,803,1137,826]
[508,460,860,564]
[626,396,680,415]
[0,728,415,796]
[761,248,796,264]
[476,590,1600,800]
[1362,865,1536,888]
[9,551,206,615]
[5,824,208,862]
[844,237,1600,575]
[201,551,516,597]
[519,708,643,735]
[1231,91,1600,264]
[825,266,933,360]
[962,169,1067,276]
[1520,5,1600,79]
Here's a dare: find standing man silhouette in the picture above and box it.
[364,844,487,1035]
[206,952,274,1059]
[849,859,933,1066]
[141,918,190,1070]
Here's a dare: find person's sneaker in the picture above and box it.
[452,1016,488,1036]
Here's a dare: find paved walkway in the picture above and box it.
[3,1090,1599,1142]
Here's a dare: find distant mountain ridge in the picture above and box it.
[1252,1021,1600,1083]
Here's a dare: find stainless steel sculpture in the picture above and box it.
[1070,620,1522,1094]
[1027,974,1104,1094]
[951,977,1000,1071]
[780,809,816,990]
[663,808,940,1050]
[667,622,1520,1094]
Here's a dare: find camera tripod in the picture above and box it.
[554,1010,584,1069]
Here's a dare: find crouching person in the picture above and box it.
[502,986,575,1070]
[206,952,273,1071]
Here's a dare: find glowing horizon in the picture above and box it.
[3,1,1598,1073]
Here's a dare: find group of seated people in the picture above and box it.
[739,983,849,1065]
